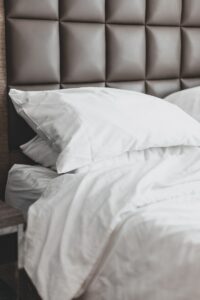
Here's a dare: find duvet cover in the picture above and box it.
[24,146,200,300]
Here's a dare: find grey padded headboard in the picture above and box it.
[4,0,200,149]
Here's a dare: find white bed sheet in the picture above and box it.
[24,146,200,300]
[5,164,57,218]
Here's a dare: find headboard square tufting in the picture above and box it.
[4,0,200,150]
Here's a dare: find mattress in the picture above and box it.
[5,164,57,218]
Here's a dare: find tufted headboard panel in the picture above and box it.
[4,0,200,150]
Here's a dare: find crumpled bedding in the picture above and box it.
[24,147,200,300]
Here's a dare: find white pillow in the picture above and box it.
[165,86,200,122]
[5,164,57,217]
[9,87,200,174]
[20,135,58,170]
[21,136,192,175]
[76,146,191,174]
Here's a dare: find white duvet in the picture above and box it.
[24,146,200,300]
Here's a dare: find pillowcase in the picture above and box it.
[20,135,58,170]
[5,164,57,218]
[21,135,197,177]
[9,87,200,174]
[76,146,192,174]
[21,135,192,175]
[165,86,200,122]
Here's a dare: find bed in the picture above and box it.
[4,0,200,300]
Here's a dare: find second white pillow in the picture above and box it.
[20,135,58,170]
[165,86,200,122]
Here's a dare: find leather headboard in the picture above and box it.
[5,0,200,150]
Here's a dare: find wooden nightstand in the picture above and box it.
[0,200,25,299]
